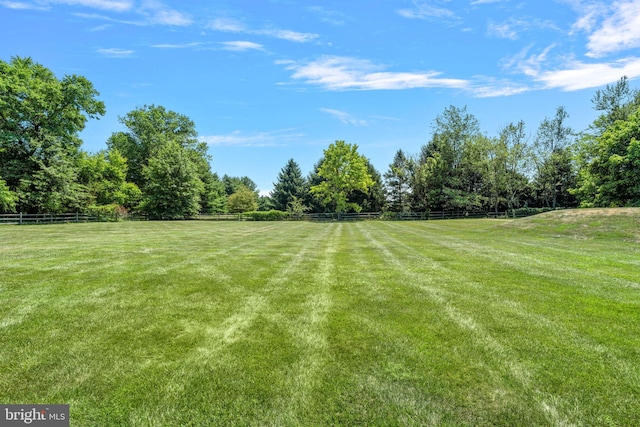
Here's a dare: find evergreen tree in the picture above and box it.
[384,149,412,212]
[305,160,326,213]
[199,172,226,214]
[222,175,258,196]
[351,159,385,212]
[258,195,275,211]
[271,158,307,211]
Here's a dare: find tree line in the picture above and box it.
[1,57,639,218]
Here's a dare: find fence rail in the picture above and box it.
[0,213,105,225]
[198,214,244,221]
[301,211,519,221]
[1,208,556,225]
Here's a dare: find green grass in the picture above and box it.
[1,213,639,426]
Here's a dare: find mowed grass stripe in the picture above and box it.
[122,223,339,426]
[388,220,640,343]
[353,222,571,426]
[263,223,339,425]
[1,222,308,334]
[410,221,640,294]
[375,220,640,425]
[0,222,330,425]
[329,223,453,425]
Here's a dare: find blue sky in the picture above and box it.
[2,0,640,194]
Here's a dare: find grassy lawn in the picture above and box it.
[1,212,639,426]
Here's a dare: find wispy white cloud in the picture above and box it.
[74,11,140,25]
[584,0,640,57]
[566,0,607,34]
[89,23,111,31]
[308,6,346,26]
[51,0,132,12]
[208,17,318,43]
[320,108,368,126]
[279,56,469,91]
[503,43,640,91]
[502,44,557,77]
[563,0,640,57]
[397,0,457,20]
[469,80,531,97]
[471,0,508,4]
[486,2,640,92]
[12,0,192,26]
[151,42,205,49]
[145,8,191,26]
[534,57,640,90]
[487,20,519,40]
[487,18,558,40]
[219,41,264,52]
[0,1,48,10]
[150,40,264,52]
[258,28,317,43]
[97,47,134,57]
[208,17,246,32]
[200,129,304,147]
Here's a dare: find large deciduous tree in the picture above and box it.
[0,56,105,213]
[574,106,640,206]
[140,141,203,219]
[413,105,482,211]
[533,106,575,208]
[108,105,224,216]
[498,121,531,212]
[0,177,17,212]
[591,76,640,134]
[226,185,258,213]
[77,149,141,210]
[574,76,640,207]
[107,105,205,188]
[310,140,373,213]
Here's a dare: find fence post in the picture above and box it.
[19,212,23,225]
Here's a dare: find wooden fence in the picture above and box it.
[302,211,517,221]
[197,213,244,221]
[0,212,105,225]
[1,209,552,225]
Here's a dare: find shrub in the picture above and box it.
[242,210,289,221]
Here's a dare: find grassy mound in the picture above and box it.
[503,208,640,241]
